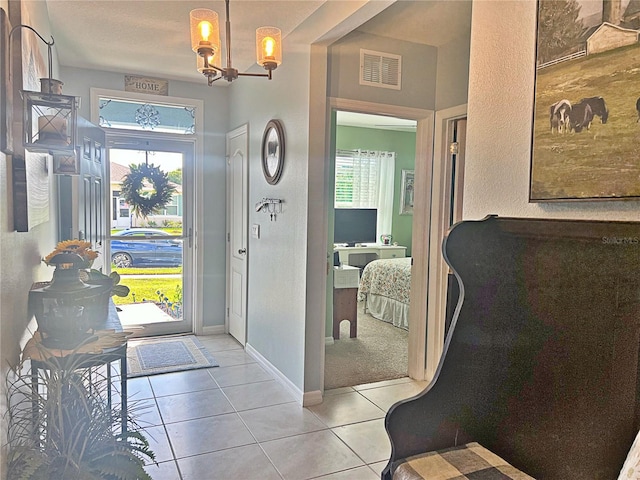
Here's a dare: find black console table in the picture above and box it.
[24,301,130,433]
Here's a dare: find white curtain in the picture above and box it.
[376,151,395,239]
[335,149,395,241]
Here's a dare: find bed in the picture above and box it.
[358,257,411,329]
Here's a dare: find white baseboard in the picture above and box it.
[201,325,226,335]
[245,343,323,406]
[302,390,323,407]
[325,336,334,345]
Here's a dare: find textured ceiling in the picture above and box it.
[45,0,326,84]
[44,0,472,87]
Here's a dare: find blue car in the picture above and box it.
[110,228,182,267]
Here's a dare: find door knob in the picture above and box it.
[238,248,247,254]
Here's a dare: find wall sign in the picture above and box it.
[124,75,168,96]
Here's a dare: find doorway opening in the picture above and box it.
[325,110,417,390]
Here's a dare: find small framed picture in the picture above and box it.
[399,169,414,215]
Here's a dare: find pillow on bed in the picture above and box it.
[618,430,640,479]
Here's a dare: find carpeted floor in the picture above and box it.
[127,335,218,378]
[324,307,408,389]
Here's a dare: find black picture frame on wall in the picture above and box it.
[530,0,640,202]
[1,8,13,154]
[261,119,285,185]
[12,155,29,232]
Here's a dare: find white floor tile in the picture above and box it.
[156,388,234,423]
[179,444,282,480]
[309,465,379,480]
[239,402,327,442]
[222,380,295,411]
[165,412,256,458]
[209,363,272,387]
[130,334,426,479]
[261,430,364,480]
[331,418,390,464]
[357,381,427,412]
[308,391,385,428]
[144,460,182,480]
[148,368,219,397]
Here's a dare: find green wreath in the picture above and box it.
[121,163,176,218]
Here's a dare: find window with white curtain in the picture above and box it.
[335,149,395,238]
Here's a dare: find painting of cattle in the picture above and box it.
[531,0,640,201]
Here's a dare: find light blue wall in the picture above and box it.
[228,47,313,392]
[60,66,230,329]
[435,7,472,110]
[329,30,437,110]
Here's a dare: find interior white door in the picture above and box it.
[226,125,248,345]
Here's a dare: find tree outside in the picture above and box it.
[537,0,585,64]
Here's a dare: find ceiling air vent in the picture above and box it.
[359,49,402,90]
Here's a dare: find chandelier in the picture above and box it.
[189,0,282,85]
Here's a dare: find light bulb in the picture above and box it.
[199,21,212,42]
[262,36,275,59]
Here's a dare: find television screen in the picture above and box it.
[334,208,377,246]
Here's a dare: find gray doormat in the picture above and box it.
[127,335,218,378]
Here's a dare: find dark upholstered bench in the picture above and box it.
[382,217,640,480]
[392,442,532,480]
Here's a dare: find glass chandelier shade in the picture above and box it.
[190,8,220,56]
[189,1,282,84]
[256,27,282,70]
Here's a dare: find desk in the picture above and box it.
[24,302,131,433]
[334,244,407,269]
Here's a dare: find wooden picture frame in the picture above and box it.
[399,169,414,215]
[530,0,640,202]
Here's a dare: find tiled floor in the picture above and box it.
[127,334,428,480]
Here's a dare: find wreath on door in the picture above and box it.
[121,163,176,218]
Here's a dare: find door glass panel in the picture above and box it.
[108,145,191,336]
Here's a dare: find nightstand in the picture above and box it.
[333,265,360,339]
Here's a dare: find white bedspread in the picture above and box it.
[358,257,411,329]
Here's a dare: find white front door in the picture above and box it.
[106,135,194,337]
[226,125,248,345]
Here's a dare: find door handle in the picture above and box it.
[238,248,247,255]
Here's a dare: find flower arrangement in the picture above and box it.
[44,240,98,269]
[43,240,130,298]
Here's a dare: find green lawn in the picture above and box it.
[113,266,181,275]
[531,43,640,200]
[113,277,181,306]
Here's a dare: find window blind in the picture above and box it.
[335,149,380,208]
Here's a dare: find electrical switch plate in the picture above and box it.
[252,224,260,239]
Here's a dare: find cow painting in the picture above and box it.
[550,99,572,134]
[579,96,609,124]
[569,102,594,133]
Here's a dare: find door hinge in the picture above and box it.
[227,232,230,242]
[226,307,229,318]
[449,141,459,155]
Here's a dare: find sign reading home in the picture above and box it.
[124,75,168,96]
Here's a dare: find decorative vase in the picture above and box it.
[29,253,111,349]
